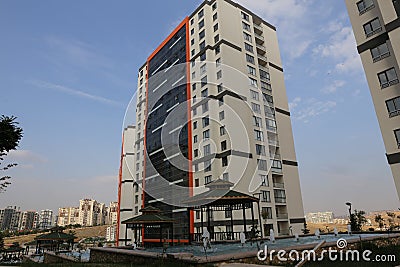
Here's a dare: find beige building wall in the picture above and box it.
[345,0,400,200]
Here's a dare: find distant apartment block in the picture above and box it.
[78,199,106,227]
[106,225,116,242]
[57,207,80,227]
[345,0,400,200]
[19,211,39,230]
[38,209,54,230]
[305,212,334,224]
[0,206,21,231]
[106,202,118,225]
[118,0,305,245]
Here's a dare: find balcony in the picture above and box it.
[266,125,277,133]
[276,213,288,220]
[268,139,279,147]
[256,44,267,55]
[259,65,269,73]
[258,54,268,66]
[254,32,265,44]
[271,167,283,174]
[254,23,263,34]
[275,197,287,204]
[389,110,400,118]
[273,182,285,189]
[269,153,281,160]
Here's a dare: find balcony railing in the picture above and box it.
[256,44,266,53]
[372,51,390,63]
[275,197,287,204]
[270,153,281,160]
[258,54,268,63]
[276,213,288,220]
[381,79,399,89]
[254,23,263,33]
[366,27,382,38]
[266,125,277,132]
[273,182,285,189]
[359,4,375,15]
[271,167,283,174]
[268,140,280,147]
[255,32,265,41]
[389,110,400,118]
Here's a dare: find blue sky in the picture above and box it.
[0,0,398,216]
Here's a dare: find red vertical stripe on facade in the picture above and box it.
[116,132,124,246]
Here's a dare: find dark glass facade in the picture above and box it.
[144,23,191,240]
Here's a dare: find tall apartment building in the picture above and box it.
[118,0,305,244]
[19,211,39,230]
[38,209,53,230]
[305,212,334,224]
[0,206,21,231]
[107,202,118,225]
[78,199,105,226]
[345,0,400,200]
[57,207,80,227]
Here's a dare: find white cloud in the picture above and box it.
[290,97,337,122]
[322,80,346,94]
[29,80,124,107]
[4,150,47,169]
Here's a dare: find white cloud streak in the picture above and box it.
[289,97,337,122]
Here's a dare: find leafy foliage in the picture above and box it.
[0,115,23,192]
[350,210,367,232]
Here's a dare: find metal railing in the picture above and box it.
[276,213,288,220]
[273,182,285,189]
[254,32,264,41]
[254,23,263,32]
[271,167,283,174]
[258,54,268,63]
[275,197,287,204]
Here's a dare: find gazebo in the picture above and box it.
[121,206,174,246]
[34,227,75,254]
[184,179,262,242]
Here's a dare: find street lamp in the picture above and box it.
[345,202,352,218]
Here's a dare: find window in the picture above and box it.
[199,30,205,40]
[201,76,208,87]
[204,144,211,156]
[193,106,197,116]
[222,173,229,181]
[190,18,194,25]
[204,160,212,172]
[202,116,210,127]
[200,41,206,50]
[191,28,194,35]
[241,12,250,21]
[196,211,200,219]
[260,69,270,82]
[254,116,263,127]
[266,119,277,130]
[265,106,275,118]
[192,84,197,91]
[251,90,259,100]
[200,53,206,61]
[194,135,198,143]
[221,140,227,151]
[216,58,221,67]
[249,77,258,87]
[215,45,221,54]
[256,144,266,156]
[202,102,209,113]
[195,178,199,187]
[135,206,139,215]
[395,129,400,148]
[271,160,282,170]
[363,18,382,37]
[200,64,206,74]
[222,157,228,167]
[371,42,390,63]
[205,175,212,184]
[214,34,220,43]
[245,43,254,53]
[263,94,273,104]
[201,88,208,97]
[191,49,195,56]
[261,190,271,202]
[220,126,226,136]
[248,65,256,76]
[192,71,196,79]
[242,22,251,31]
[198,9,204,19]
[262,207,272,219]
[378,68,399,88]
[213,13,218,21]
[252,103,261,114]
[394,0,400,16]
[261,81,272,91]
[219,111,225,120]
[260,175,268,186]
[191,39,195,45]
[194,149,199,157]
[217,83,223,92]
[214,23,219,32]
[135,195,138,204]
[219,98,224,106]
[386,96,400,117]
[274,189,286,203]
[199,19,204,29]
[212,2,217,10]
[254,130,264,141]
[246,54,255,64]
[217,70,222,79]
[357,0,374,14]
[225,208,232,218]
[244,32,252,42]
[203,129,210,140]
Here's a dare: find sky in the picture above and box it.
[0,0,399,216]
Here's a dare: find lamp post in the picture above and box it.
[346,202,352,232]
[253,193,263,238]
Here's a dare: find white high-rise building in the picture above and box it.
[57,207,80,227]
[118,0,305,245]
[38,209,53,230]
[78,199,105,226]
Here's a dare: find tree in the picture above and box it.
[301,222,310,234]
[0,231,4,251]
[375,214,385,229]
[350,210,367,232]
[0,115,23,192]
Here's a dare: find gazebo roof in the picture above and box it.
[34,231,75,241]
[121,206,174,225]
[183,180,259,207]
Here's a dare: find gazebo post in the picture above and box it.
[257,201,263,238]
[242,203,247,237]
[230,205,234,240]
[200,207,204,237]
[251,203,255,233]
[125,225,128,246]
[171,222,174,245]
[160,224,163,246]
[134,225,137,244]
[206,206,211,239]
